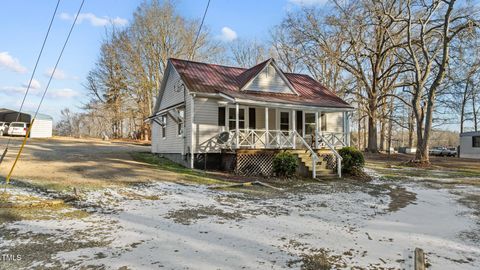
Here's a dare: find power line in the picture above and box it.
[33,0,84,120]
[4,0,85,186]
[189,0,211,61]
[2,0,60,152]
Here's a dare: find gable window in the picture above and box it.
[228,108,245,130]
[177,108,184,136]
[161,115,167,138]
[218,107,226,126]
[321,113,327,131]
[473,136,480,148]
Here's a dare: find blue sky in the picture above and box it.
[0,0,325,122]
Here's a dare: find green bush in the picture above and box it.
[338,147,365,175]
[273,152,298,177]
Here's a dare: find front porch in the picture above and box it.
[198,101,352,178]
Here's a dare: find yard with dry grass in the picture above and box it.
[0,137,479,269]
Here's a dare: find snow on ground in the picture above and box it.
[1,178,479,269]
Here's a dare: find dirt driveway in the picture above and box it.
[0,137,166,189]
[0,137,479,269]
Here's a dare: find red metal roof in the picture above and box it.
[169,58,352,108]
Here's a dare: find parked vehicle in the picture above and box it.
[0,122,8,136]
[7,122,28,137]
[429,146,457,157]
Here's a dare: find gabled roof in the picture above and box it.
[168,58,352,109]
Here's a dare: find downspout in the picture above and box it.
[190,93,196,169]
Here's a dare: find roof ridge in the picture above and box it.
[169,58,247,70]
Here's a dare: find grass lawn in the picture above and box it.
[365,153,480,185]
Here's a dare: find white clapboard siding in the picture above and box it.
[323,112,344,133]
[244,63,294,94]
[192,97,224,153]
[152,65,191,154]
[159,66,185,110]
[30,119,53,138]
[151,110,187,154]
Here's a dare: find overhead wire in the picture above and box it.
[189,0,211,61]
[4,0,85,187]
[0,0,61,165]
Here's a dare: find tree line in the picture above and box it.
[56,0,479,164]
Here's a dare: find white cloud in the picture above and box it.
[218,27,238,42]
[60,12,128,27]
[22,79,41,90]
[48,88,79,98]
[0,86,28,94]
[44,67,67,80]
[288,0,329,6]
[0,52,27,73]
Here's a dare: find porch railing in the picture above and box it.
[219,129,342,178]
[229,129,297,149]
[318,132,347,148]
[317,133,343,178]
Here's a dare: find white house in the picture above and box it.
[0,108,53,138]
[148,58,354,178]
[459,131,480,159]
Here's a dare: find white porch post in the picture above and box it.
[190,94,195,169]
[302,111,305,138]
[292,109,296,149]
[235,103,239,148]
[315,111,319,149]
[265,107,269,147]
[344,112,351,146]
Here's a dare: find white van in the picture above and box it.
[7,122,28,136]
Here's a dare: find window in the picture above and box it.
[321,113,327,131]
[161,115,167,138]
[473,136,480,148]
[218,107,226,126]
[280,112,289,131]
[305,113,316,135]
[228,108,245,130]
[177,108,184,136]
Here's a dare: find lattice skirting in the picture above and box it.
[319,154,336,170]
[235,151,276,176]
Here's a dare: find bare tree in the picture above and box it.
[230,39,267,67]
[399,0,477,163]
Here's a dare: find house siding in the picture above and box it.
[193,97,225,153]
[152,66,189,155]
[244,63,294,94]
[159,66,184,110]
[324,112,344,133]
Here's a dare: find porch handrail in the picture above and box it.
[319,131,347,147]
[317,132,343,178]
[230,129,296,149]
[293,130,320,178]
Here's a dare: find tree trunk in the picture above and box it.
[379,118,385,151]
[408,110,414,148]
[473,93,478,132]
[363,117,367,151]
[357,115,362,149]
[367,99,378,152]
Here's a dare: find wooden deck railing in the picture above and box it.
[218,129,343,178]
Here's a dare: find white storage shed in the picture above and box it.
[459,131,480,159]
[0,108,53,138]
